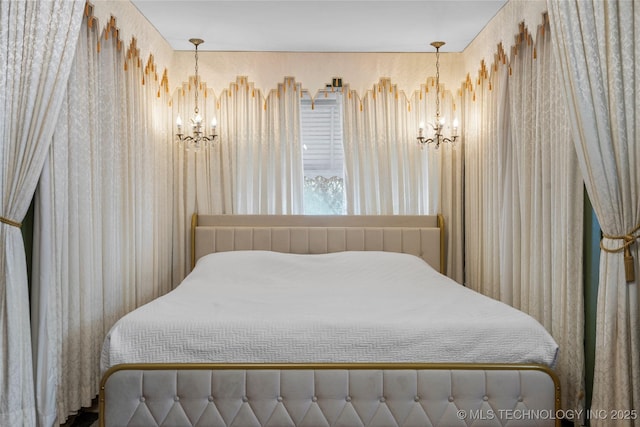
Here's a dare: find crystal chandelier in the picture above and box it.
[417,41,459,148]
[176,38,217,151]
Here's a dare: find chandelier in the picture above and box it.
[417,41,459,148]
[176,38,217,151]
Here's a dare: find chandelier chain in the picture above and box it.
[175,38,218,152]
[416,41,458,148]
[194,43,199,115]
[435,46,440,117]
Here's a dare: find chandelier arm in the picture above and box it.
[417,136,436,145]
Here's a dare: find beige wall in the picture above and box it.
[464,0,547,76]
[91,0,175,87]
[171,50,465,98]
[91,0,549,99]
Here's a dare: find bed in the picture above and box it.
[99,214,561,427]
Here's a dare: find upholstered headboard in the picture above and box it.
[191,214,445,273]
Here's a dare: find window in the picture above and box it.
[300,91,346,214]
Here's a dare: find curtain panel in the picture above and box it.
[411,80,464,282]
[172,76,304,277]
[342,79,423,215]
[0,1,83,425]
[341,78,434,216]
[176,75,463,281]
[548,1,639,424]
[31,15,174,425]
[342,78,464,282]
[507,21,585,415]
[463,21,585,415]
[174,75,303,218]
[462,61,503,300]
[261,78,304,215]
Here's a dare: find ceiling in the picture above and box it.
[130,0,507,53]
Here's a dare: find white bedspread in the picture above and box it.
[101,251,558,372]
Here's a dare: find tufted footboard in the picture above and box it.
[100,363,560,427]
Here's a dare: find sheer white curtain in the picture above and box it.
[174,76,303,215]
[411,78,464,282]
[463,60,504,300]
[507,23,585,414]
[549,1,639,423]
[31,16,174,425]
[171,76,220,280]
[229,77,304,214]
[198,76,303,215]
[0,1,83,425]
[342,77,463,281]
[464,22,585,414]
[173,76,304,274]
[343,79,423,215]
[259,77,304,214]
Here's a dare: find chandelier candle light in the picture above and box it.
[417,41,459,148]
[176,38,217,151]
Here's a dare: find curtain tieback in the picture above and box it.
[601,223,640,283]
[0,216,22,229]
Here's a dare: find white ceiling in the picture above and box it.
[131,0,507,53]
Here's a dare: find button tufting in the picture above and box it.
[140,396,145,403]
[448,396,454,402]
[379,397,386,403]
[174,396,180,402]
[483,396,489,401]
[346,396,352,402]
[277,396,283,402]
[414,396,420,402]
[208,396,214,402]
[242,396,249,403]
[518,396,524,402]
[312,396,318,402]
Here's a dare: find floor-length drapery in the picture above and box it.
[411,79,464,282]
[192,76,304,216]
[260,77,304,214]
[176,75,462,278]
[507,22,585,414]
[170,75,220,281]
[0,1,83,425]
[172,76,303,221]
[341,77,463,281]
[463,62,503,300]
[463,20,585,414]
[173,76,304,276]
[343,78,424,215]
[549,1,639,423]
[31,16,173,425]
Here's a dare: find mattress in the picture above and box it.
[101,251,558,372]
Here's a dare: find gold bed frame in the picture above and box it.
[102,362,560,381]
[100,213,561,427]
[100,362,561,427]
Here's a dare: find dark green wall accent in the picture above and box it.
[583,186,600,413]
[21,199,36,290]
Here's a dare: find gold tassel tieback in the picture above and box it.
[601,223,640,282]
[0,216,21,229]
